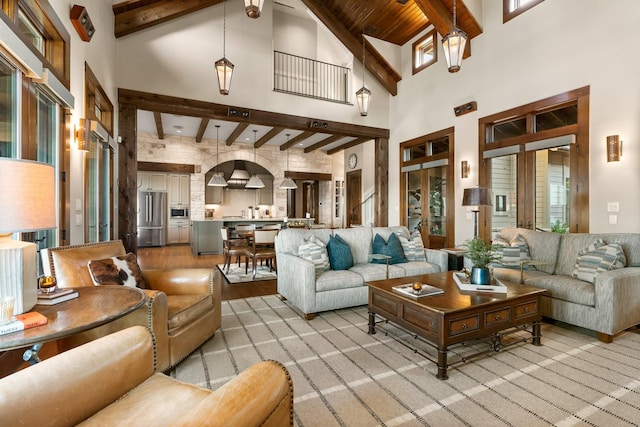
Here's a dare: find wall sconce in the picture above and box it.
[461,160,470,178]
[606,135,622,162]
[75,119,90,151]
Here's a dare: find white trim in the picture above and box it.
[483,145,522,159]
[525,135,575,151]
[0,19,42,78]
[34,68,74,108]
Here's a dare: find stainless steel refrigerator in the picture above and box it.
[137,191,166,247]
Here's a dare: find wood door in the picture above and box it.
[346,170,362,226]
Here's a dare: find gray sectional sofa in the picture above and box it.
[275,226,448,319]
[490,228,640,342]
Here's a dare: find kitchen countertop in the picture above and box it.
[195,218,313,222]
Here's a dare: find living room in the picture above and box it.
[1,0,639,425]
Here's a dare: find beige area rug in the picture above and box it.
[216,263,277,283]
[172,296,640,426]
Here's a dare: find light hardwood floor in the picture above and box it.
[137,244,277,301]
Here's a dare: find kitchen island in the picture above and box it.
[191,218,313,255]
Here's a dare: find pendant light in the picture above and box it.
[215,0,234,95]
[356,7,371,117]
[245,130,265,188]
[442,0,468,73]
[208,125,228,187]
[279,134,297,190]
[355,25,371,116]
[244,0,264,18]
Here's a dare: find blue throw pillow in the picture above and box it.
[327,234,354,270]
[372,233,407,265]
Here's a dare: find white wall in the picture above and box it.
[389,0,640,241]
[116,1,390,127]
[50,0,119,244]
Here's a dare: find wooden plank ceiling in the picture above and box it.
[112,0,481,153]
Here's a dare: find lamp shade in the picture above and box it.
[0,158,55,233]
[245,174,265,189]
[462,187,491,207]
[0,158,55,315]
[279,177,297,189]
[442,27,468,73]
[215,57,234,95]
[208,172,228,187]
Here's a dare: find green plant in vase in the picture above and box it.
[460,237,502,285]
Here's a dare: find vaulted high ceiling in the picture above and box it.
[113,0,481,153]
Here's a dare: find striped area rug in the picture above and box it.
[172,296,640,426]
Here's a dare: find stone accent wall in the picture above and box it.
[137,132,334,223]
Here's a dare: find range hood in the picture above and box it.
[227,160,250,188]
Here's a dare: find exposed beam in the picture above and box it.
[138,161,195,173]
[195,118,209,142]
[280,131,314,150]
[300,0,401,96]
[225,122,249,146]
[153,111,164,139]
[304,134,344,153]
[113,0,221,38]
[327,137,371,155]
[285,171,332,181]
[119,89,390,140]
[255,126,284,148]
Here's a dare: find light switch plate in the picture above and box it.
[609,215,618,225]
[607,202,619,212]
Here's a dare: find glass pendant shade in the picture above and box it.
[244,0,264,18]
[356,86,372,117]
[215,57,234,95]
[442,28,467,73]
[280,177,297,189]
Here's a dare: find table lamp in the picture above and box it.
[462,187,491,238]
[0,158,55,314]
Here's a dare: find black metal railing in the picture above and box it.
[274,51,351,104]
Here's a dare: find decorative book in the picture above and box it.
[0,311,48,336]
[453,272,508,293]
[37,289,79,305]
[392,283,444,299]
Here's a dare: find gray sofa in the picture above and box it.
[490,228,640,342]
[275,226,447,319]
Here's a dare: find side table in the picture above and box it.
[441,248,466,271]
[368,254,391,279]
[0,286,145,365]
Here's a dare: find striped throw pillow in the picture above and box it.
[395,230,427,262]
[298,235,330,276]
[572,240,626,284]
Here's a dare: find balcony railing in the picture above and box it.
[274,51,351,104]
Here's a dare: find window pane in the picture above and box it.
[0,57,17,158]
[428,167,446,236]
[491,154,518,237]
[535,105,578,131]
[404,144,427,162]
[18,9,44,54]
[429,137,449,155]
[535,146,570,232]
[492,118,527,142]
[86,135,100,242]
[407,170,422,231]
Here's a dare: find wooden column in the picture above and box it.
[118,101,138,253]
[375,137,388,227]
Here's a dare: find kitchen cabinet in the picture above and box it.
[169,174,190,206]
[138,172,167,191]
[168,220,190,244]
[256,175,273,206]
[191,221,222,255]
[205,183,224,205]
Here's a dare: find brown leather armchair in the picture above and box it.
[0,326,293,426]
[41,240,221,371]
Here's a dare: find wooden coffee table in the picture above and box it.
[366,271,545,379]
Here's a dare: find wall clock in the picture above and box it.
[348,153,358,169]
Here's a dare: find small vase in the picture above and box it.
[470,267,491,285]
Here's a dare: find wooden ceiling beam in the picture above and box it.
[304,134,344,153]
[113,0,221,38]
[119,89,390,140]
[280,131,314,150]
[301,0,400,96]
[153,111,164,139]
[195,118,209,143]
[326,137,371,155]
[225,122,249,146]
[255,126,284,148]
